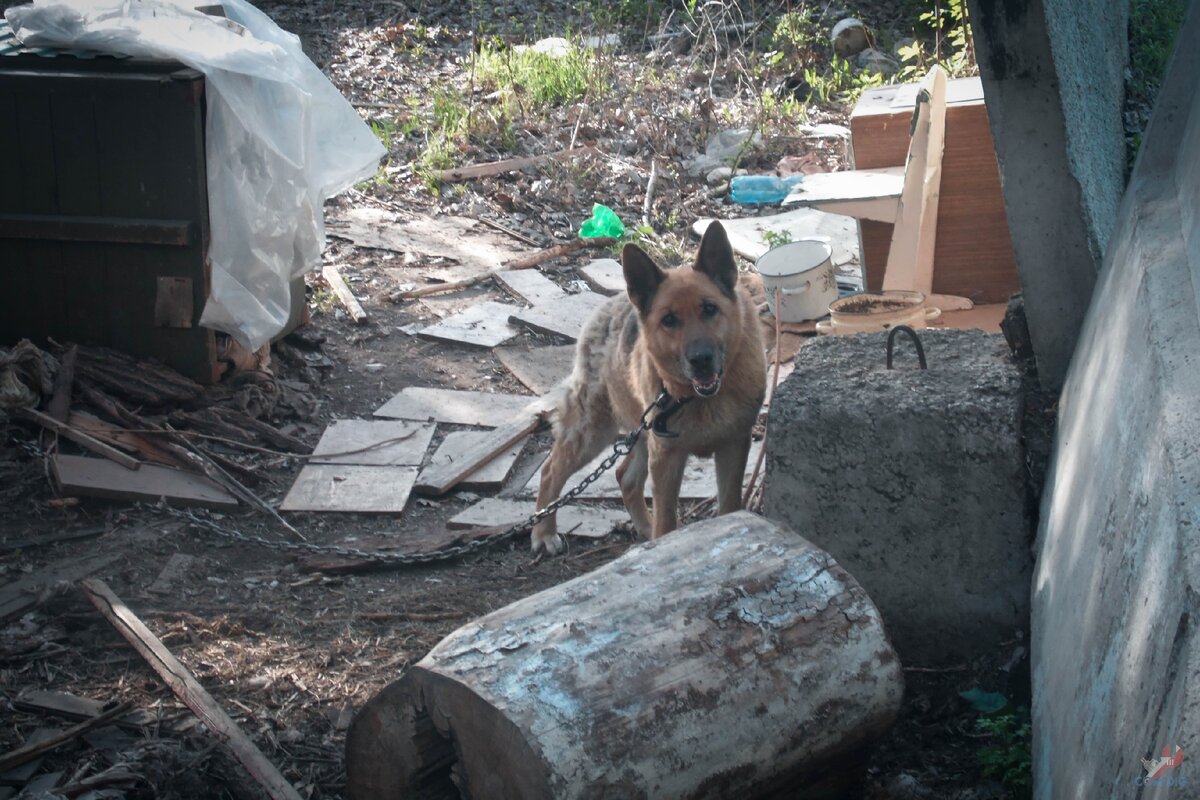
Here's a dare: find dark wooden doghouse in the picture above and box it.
[0,21,302,383]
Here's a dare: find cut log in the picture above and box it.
[346,511,904,799]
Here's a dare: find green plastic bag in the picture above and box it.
[579,203,625,238]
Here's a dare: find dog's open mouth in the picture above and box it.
[691,373,722,397]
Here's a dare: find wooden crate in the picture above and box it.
[851,77,1020,304]
[0,25,304,383]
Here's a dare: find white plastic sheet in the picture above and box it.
[5,0,385,349]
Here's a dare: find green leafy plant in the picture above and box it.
[976,712,1032,800]
[762,229,794,249]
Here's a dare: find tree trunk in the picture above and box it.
[346,511,903,800]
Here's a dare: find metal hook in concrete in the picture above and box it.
[886,325,927,370]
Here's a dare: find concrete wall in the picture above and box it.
[1031,3,1200,796]
[967,0,1130,389]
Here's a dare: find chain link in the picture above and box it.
[179,392,671,566]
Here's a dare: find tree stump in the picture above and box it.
[346,511,903,799]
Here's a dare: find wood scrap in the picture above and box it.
[310,420,434,467]
[417,430,525,491]
[0,701,132,774]
[493,269,566,305]
[321,264,368,324]
[72,345,203,406]
[50,454,239,510]
[45,345,76,422]
[0,552,120,623]
[374,387,537,427]
[0,525,106,554]
[13,407,140,470]
[13,690,156,730]
[415,300,521,348]
[0,729,54,784]
[280,464,419,513]
[494,344,575,394]
[508,291,609,341]
[413,414,539,495]
[431,146,591,183]
[170,407,310,454]
[79,579,303,800]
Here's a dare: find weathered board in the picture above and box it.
[494,344,575,395]
[310,420,436,467]
[413,416,539,496]
[374,387,536,427]
[449,497,625,538]
[508,292,609,341]
[493,269,565,305]
[51,455,237,509]
[419,431,525,491]
[280,465,419,513]
[416,300,521,348]
[577,258,625,295]
[345,512,904,799]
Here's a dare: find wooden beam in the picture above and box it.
[0,213,193,246]
[79,579,303,800]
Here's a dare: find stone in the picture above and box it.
[762,329,1028,664]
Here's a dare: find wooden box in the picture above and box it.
[850,77,1020,304]
[0,22,303,383]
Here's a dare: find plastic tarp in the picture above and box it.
[5,0,385,349]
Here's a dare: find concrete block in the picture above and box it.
[763,329,1029,663]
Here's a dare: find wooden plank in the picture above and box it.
[321,265,368,324]
[309,420,435,467]
[51,454,238,510]
[883,65,947,297]
[578,258,626,295]
[493,269,566,305]
[79,579,303,800]
[374,387,536,427]
[0,525,106,554]
[13,690,156,730]
[413,415,540,496]
[0,213,193,245]
[14,408,141,470]
[325,209,527,265]
[0,552,120,623]
[67,412,183,468]
[416,300,520,348]
[418,431,526,492]
[449,497,626,538]
[494,344,575,394]
[0,729,55,785]
[280,465,419,513]
[509,291,609,342]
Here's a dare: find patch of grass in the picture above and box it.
[976,711,1032,800]
[474,40,594,108]
[1128,0,1185,98]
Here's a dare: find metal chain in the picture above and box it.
[179,391,671,566]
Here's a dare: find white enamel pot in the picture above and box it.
[754,238,840,323]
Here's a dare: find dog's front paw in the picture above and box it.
[530,529,565,556]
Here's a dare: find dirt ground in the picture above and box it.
[1,1,1036,798]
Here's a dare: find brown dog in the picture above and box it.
[532,221,766,554]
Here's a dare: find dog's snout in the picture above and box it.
[686,343,716,374]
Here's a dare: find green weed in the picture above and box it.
[976,712,1032,800]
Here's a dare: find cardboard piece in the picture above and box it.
[280,465,419,513]
[310,420,436,466]
[374,387,535,427]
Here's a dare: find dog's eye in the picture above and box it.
[661,312,680,329]
[701,301,720,318]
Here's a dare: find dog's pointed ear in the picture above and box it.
[623,243,665,315]
[693,221,737,299]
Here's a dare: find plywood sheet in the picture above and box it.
[509,291,609,341]
[495,344,575,394]
[416,300,520,348]
[51,455,237,509]
[374,387,535,427]
[310,420,436,466]
[280,465,419,513]
[420,431,525,491]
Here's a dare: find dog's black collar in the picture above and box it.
[651,389,692,438]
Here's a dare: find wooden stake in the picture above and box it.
[321,264,368,324]
[80,579,303,800]
[431,147,591,183]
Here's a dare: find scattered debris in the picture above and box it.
[831,17,870,58]
[430,146,592,183]
[14,406,141,470]
[0,552,121,623]
[0,700,133,774]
